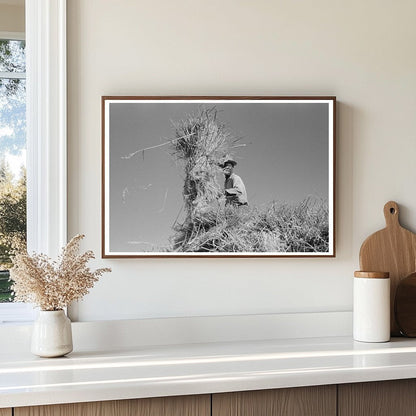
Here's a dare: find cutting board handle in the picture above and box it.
[384,201,400,228]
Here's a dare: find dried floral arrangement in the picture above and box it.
[10,234,111,311]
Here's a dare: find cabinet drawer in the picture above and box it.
[14,394,210,416]
[212,385,336,416]
[339,380,416,416]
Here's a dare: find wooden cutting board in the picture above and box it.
[359,201,416,336]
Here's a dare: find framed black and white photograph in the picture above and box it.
[102,96,335,257]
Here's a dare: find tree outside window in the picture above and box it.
[0,38,26,302]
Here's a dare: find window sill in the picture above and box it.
[0,303,36,324]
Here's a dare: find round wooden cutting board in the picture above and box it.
[395,272,416,337]
[359,201,416,336]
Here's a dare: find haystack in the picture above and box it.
[170,107,237,250]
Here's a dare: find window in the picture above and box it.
[0,32,34,322]
[0,34,27,307]
[0,0,67,324]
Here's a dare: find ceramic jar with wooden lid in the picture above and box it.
[353,271,390,343]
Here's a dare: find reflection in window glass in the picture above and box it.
[0,39,26,303]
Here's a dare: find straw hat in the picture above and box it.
[221,157,237,168]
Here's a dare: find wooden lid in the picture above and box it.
[354,271,389,279]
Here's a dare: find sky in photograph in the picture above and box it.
[108,101,330,252]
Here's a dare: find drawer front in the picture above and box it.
[339,380,416,416]
[14,395,210,416]
[212,385,336,416]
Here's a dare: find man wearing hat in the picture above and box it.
[222,157,248,206]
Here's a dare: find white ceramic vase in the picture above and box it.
[31,310,73,357]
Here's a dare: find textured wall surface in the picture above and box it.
[67,0,416,322]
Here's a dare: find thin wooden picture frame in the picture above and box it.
[102,96,336,258]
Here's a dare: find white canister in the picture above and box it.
[353,271,390,343]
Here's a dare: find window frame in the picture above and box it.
[26,0,67,257]
[0,0,67,323]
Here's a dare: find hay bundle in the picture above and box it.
[171,198,328,253]
[170,107,237,250]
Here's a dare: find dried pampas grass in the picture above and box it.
[10,234,111,311]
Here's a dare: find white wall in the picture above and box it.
[67,0,416,322]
